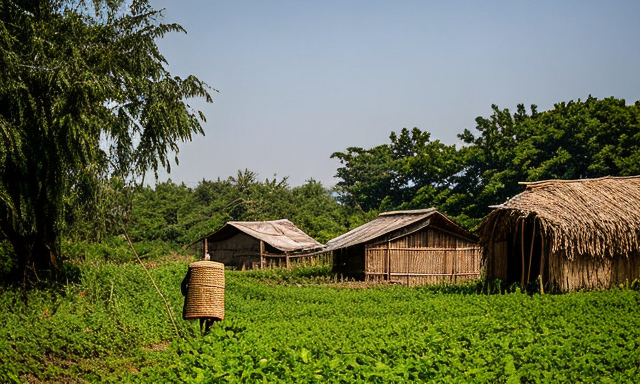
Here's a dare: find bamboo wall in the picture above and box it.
[547,251,640,291]
[364,227,481,286]
[486,241,508,281]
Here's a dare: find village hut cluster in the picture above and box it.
[190,176,640,292]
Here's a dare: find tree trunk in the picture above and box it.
[5,226,60,283]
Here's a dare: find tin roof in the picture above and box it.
[200,219,323,253]
[324,208,474,251]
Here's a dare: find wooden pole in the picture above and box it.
[407,251,410,286]
[452,250,457,284]
[520,219,525,290]
[203,237,208,260]
[527,219,536,285]
[386,241,391,281]
[286,252,291,270]
[260,241,265,269]
[539,234,545,294]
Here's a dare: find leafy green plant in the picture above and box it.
[2,253,639,383]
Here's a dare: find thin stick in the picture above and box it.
[123,228,181,338]
[527,219,536,285]
[260,240,265,269]
[521,219,525,290]
[539,234,545,290]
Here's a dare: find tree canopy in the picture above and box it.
[125,171,373,247]
[0,0,213,276]
[332,97,640,228]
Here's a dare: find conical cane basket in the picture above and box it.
[183,260,225,320]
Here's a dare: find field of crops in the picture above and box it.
[1,258,639,383]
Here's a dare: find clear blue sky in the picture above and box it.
[152,0,640,187]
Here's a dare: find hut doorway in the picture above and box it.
[507,217,545,289]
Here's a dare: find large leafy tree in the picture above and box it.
[331,127,460,212]
[331,97,640,229]
[0,0,213,275]
[454,96,640,225]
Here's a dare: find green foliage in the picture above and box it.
[0,258,191,383]
[453,96,640,225]
[0,0,212,274]
[124,172,368,246]
[332,97,640,229]
[61,237,182,264]
[243,263,334,285]
[3,256,638,383]
[332,128,459,212]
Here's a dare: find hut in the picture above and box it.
[478,176,640,292]
[324,209,481,285]
[190,219,324,270]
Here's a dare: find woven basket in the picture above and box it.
[183,260,225,320]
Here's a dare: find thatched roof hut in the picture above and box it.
[479,176,640,291]
[190,219,324,269]
[326,209,481,285]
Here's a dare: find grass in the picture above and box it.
[1,254,639,383]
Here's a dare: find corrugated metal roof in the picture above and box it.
[324,208,440,251]
[209,219,323,253]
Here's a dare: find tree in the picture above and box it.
[0,0,213,276]
[331,97,640,229]
[331,128,460,211]
[451,96,640,227]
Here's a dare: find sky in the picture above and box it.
[151,0,640,188]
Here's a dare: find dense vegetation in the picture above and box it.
[0,0,212,276]
[68,97,640,255]
[1,259,638,383]
[121,171,375,247]
[333,97,640,227]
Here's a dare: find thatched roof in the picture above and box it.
[324,208,475,252]
[197,219,323,253]
[479,176,640,260]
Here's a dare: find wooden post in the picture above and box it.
[285,252,291,270]
[203,237,208,259]
[443,250,447,285]
[539,234,545,294]
[452,250,457,284]
[407,251,410,286]
[527,219,536,285]
[520,219,525,290]
[260,241,265,269]
[386,241,391,281]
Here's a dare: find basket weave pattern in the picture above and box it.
[183,260,225,320]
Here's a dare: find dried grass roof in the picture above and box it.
[324,208,475,252]
[198,219,323,253]
[479,176,640,259]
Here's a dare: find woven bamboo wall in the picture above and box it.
[486,241,508,280]
[364,227,481,286]
[547,251,640,291]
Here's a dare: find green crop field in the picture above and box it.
[1,258,639,383]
